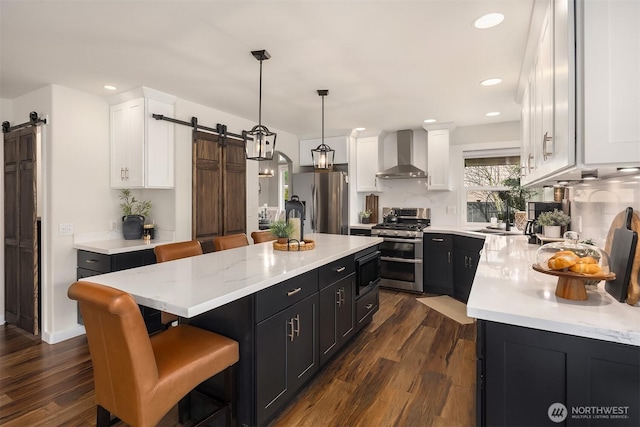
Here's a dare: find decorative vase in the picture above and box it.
[514,211,528,231]
[361,217,370,224]
[122,215,144,240]
[543,225,561,238]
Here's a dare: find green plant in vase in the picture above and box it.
[269,220,294,243]
[536,209,571,238]
[119,189,152,240]
[359,209,372,224]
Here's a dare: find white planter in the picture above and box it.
[543,226,561,238]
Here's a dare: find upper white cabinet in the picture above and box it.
[299,136,348,167]
[520,0,639,185]
[426,129,450,191]
[580,0,640,165]
[110,95,175,189]
[355,136,381,192]
[521,0,576,186]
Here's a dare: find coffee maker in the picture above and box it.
[525,201,567,244]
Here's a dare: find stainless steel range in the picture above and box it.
[371,207,430,293]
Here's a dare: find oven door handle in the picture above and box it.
[381,238,423,244]
[380,256,422,264]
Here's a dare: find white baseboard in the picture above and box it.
[42,324,86,344]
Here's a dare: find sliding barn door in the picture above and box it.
[4,127,38,334]
[192,131,246,253]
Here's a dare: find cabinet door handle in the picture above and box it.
[428,175,432,186]
[340,288,345,305]
[336,266,346,273]
[288,318,295,341]
[464,255,468,268]
[287,288,302,297]
[336,289,341,306]
[84,259,98,264]
[527,153,534,172]
[448,251,451,263]
[294,314,300,337]
[366,303,373,310]
[468,256,473,268]
[543,132,553,160]
[432,238,444,242]
[120,168,125,180]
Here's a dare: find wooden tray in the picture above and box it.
[273,239,316,252]
[532,264,615,301]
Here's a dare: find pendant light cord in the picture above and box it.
[258,59,263,128]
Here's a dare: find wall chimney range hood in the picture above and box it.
[376,129,426,179]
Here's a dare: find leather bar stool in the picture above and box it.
[153,240,203,328]
[250,230,277,244]
[68,281,239,427]
[213,233,249,251]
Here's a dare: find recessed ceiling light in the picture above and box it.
[486,112,501,117]
[423,119,437,123]
[480,78,502,86]
[474,13,504,29]
[618,166,640,172]
[354,127,366,131]
[104,85,117,91]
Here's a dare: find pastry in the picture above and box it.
[576,256,598,264]
[547,252,579,270]
[569,263,602,274]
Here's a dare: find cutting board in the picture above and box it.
[365,194,379,224]
[605,207,640,303]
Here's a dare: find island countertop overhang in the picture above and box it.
[78,233,383,318]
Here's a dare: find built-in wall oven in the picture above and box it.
[371,207,430,293]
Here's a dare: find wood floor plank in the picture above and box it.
[1,290,476,427]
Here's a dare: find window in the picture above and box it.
[464,149,521,223]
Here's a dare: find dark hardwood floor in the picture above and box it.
[0,290,476,426]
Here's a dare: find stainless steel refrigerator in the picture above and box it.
[290,171,349,236]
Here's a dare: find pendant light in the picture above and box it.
[311,89,335,171]
[258,160,274,178]
[243,49,276,161]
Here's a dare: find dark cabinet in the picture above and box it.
[350,228,372,236]
[256,293,319,425]
[453,235,484,303]
[424,234,453,295]
[76,249,160,334]
[478,320,640,427]
[356,284,379,331]
[319,273,355,365]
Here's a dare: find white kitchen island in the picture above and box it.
[464,233,640,427]
[80,233,382,427]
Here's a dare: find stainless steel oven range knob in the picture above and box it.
[393,230,399,236]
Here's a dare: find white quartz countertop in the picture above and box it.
[466,233,640,346]
[73,230,175,254]
[81,233,382,318]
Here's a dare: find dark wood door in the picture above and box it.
[4,127,38,334]
[192,131,246,253]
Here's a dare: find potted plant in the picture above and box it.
[119,189,152,240]
[499,175,538,230]
[359,210,372,224]
[536,209,571,238]
[269,220,294,244]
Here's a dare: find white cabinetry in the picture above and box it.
[426,129,450,191]
[355,136,380,192]
[521,0,575,186]
[580,0,640,165]
[110,96,175,189]
[299,136,348,167]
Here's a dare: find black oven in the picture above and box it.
[355,249,381,296]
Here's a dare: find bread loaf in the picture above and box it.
[569,263,602,274]
[547,252,579,270]
[576,256,598,265]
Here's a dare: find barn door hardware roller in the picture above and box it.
[2,111,47,133]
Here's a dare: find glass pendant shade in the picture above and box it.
[243,49,276,161]
[258,159,274,178]
[312,89,334,171]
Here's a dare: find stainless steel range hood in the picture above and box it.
[376,129,426,179]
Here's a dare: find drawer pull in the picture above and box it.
[85,259,98,264]
[294,314,300,337]
[287,288,302,297]
[432,238,444,242]
[336,266,346,273]
[366,303,373,310]
[336,289,341,306]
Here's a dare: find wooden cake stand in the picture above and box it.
[532,264,616,301]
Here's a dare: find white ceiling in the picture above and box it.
[0,0,533,136]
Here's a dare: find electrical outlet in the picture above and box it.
[59,223,74,235]
[109,220,118,231]
[446,206,457,215]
